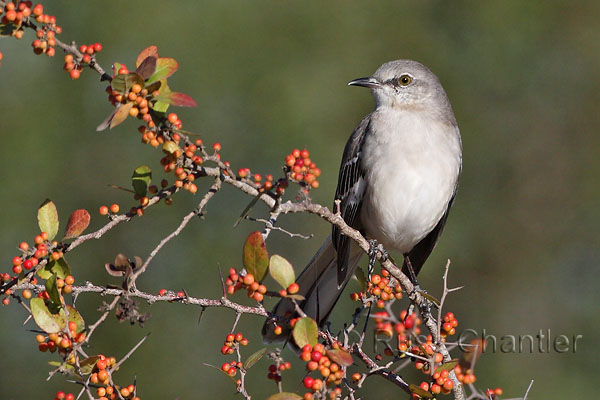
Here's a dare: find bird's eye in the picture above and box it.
[398,74,412,86]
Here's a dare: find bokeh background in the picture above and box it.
[1,1,599,398]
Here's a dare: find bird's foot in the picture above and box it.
[367,239,388,272]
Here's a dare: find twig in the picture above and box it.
[246,216,313,240]
[129,178,221,285]
[523,380,534,400]
[110,333,150,373]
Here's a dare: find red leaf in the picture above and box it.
[242,231,269,282]
[326,349,353,367]
[64,209,90,239]
[136,45,158,68]
[168,92,197,107]
[135,56,157,81]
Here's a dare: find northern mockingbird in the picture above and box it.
[263,59,462,342]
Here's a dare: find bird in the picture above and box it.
[262,59,462,342]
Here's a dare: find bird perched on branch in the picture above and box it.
[263,59,462,342]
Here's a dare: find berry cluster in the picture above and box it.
[1,2,60,47]
[106,72,152,122]
[221,359,244,377]
[224,268,267,302]
[220,332,249,356]
[266,360,291,383]
[350,269,402,308]
[453,363,476,385]
[35,320,85,354]
[219,333,249,380]
[52,391,74,400]
[414,376,454,398]
[3,232,74,300]
[484,387,503,398]
[285,148,321,189]
[441,311,458,337]
[299,343,345,399]
[89,356,140,399]
[63,43,102,80]
[237,169,279,193]
[157,288,185,298]
[98,203,120,216]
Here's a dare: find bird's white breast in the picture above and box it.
[360,109,461,254]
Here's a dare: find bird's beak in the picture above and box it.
[348,76,382,89]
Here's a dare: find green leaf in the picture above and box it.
[266,394,303,400]
[112,62,122,76]
[434,359,459,374]
[111,72,144,95]
[326,348,353,367]
[136,45,158,68]
[78,355,101,375]
[30,298,66,334]
[48,361,76,374]
[63,209,90,239]
[0,23,17,37]
[150,80,171,112]
[292,317,318,349]
[38,199,59,241]
[409,384,433,399]
[242,231,269,282]
[45,274,62,312]
[269,255,295,289]
[151,100,170,113]
[243,347,267,370]
[132,165,152,197]
[146,57,178,84]
[354,267,368,292]
[285,294,305,301]
[420,291,441,306]
[162,140,181,155]
[65,305,85,333]
[38,257,71,280]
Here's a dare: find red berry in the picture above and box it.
[99,205,108,215]
[303,376,314,389]
[212,143,221,151]
[69,69,81,80]
[167,113,178,124]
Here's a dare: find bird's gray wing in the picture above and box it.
[332,115,371,286]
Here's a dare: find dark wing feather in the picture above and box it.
[332,115,372,285]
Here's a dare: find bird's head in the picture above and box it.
[348,59,453,120]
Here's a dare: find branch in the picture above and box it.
[14,282,268,317]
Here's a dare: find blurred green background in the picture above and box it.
[1,1,599,398]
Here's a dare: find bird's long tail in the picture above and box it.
[262,236,362,343]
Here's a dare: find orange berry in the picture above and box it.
[167,113,178,123]
[99,205,109,215]
[69,69,81,80]
[287,283,300,294]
